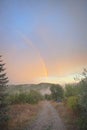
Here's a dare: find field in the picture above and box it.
[8,103,42,130]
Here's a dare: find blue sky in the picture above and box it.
[0,0,87,84]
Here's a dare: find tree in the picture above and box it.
[77,69,87,130]
[72,68,87,129]
[0,55,9,129]
[65,84,79,97]
[50,84,64,101]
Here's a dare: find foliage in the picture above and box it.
[8,90,43,104]
[67,96,79,111]
[27,90,43,104]
[65,68,87,130]
[65,84,79,97]
[78,116,87,130]
[0,55,9,129]
[45,94,52,100]
[50,84,64,101]
[77,80,87,130]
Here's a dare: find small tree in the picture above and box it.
[65,84,78,97]
[50,84,64,101]
[0,55,9,129]
[78,69,87,130]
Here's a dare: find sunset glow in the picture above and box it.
[0,0,87,84]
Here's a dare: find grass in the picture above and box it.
[51,101,79,130]
[7,103,42,130]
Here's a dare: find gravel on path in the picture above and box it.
[25,101,66,130]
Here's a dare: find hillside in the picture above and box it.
[7,83,54,95]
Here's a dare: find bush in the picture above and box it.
[67,96,79,112]
[64,69,87,129]
[26,90,43,104]
[78,116,87,130]
[45,94,52,100]
[8,90,43,104]
[77,81,87,130]
[65,84,79,97]
[50,84,64,101]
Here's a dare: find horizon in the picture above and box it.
[0,0,87,84]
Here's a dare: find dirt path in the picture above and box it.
[25,101,66,130]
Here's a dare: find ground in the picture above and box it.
[8,103,41,130]
[25,101,66,130]
[8,101,78,130]
[52,101,78,130]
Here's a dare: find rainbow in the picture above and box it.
[16,30,48,78]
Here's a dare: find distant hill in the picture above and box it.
[7,83,54,95]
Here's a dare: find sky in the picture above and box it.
[0,0,87,84]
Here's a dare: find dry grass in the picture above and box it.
[51,101,78,130]
[8,103,42,130]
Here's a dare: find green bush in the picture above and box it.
[78,116,87,130]
[45,94,52,100]
[50,84,64,101]
[67,96,79,112]
[77,81,87,130]
[8,90,43,104]
[65,84,79,97]
[26,90,43,104]
[64,68,87,130]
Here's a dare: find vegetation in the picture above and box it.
[45,94,52,100]
[8,103,41,130]
[77,80,87,130]
[8,90,43,104]
[67,96,79,112]
[50,84,64,101]
[65,84,79,97]
[0,55,9,129]
[64,69,87,130]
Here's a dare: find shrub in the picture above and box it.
[64,69,87,129]
[65,84,79,97]
[26,90,43,104]
[8,90,43,104]
[78,116,87,130]
[77,81,87,130]
[45,94,52,100]
[50,84,64,101]
[67,96,79,112]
